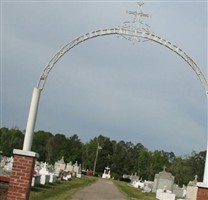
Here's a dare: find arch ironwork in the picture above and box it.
[37,27,208,94]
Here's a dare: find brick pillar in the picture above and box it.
[197,187,208,200]
[7,149,39,200]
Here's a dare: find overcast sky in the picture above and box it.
[1,0,207,156]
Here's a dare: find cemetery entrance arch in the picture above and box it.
[22,27,208,184]
[36,28,208,92]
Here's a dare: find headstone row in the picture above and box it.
[32,157,82,186]
[127,167,198,200]
[0,155,82,187]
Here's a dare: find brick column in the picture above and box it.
[7,149,39,200]
[197,187,208,200]
[197,182,208,200]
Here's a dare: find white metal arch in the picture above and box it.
[23,27,208,186]
[37,27,208,95]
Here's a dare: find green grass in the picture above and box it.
[29,176,98,200]
[114,180,157,200]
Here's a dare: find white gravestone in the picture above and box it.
[39,162,50,185]
[102,166,111,179]
[153,167,174,192]
[143,181,154,192]
[73,161,79,175]
[65,161,73,172]
[76,164,82,178]
[173,184,186,198]
[132,180,144,189]
[0,156,13,175]
[54,156,66,171]
[186,186,198,200]
[185,176,198,200]
[31,175,41,187]
[62,173,72,180]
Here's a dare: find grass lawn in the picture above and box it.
[114,180,157,200]
[29,176,98,200]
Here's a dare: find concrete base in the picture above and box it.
[156,189,175,200]
[186,186,198,200]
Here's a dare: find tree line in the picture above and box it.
[0,127,206,186]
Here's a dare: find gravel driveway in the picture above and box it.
[70,178,127,200]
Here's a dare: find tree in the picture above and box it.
[82,138,98,171]
[45,133,67,163]
[150,150,170,178]
[81,135,113,175]
[135,146,152,180]
[32,130,53,162]
[0,126,206,187]
[95,135,114,173]
[0,127,24,155]
[111,140,130,178]
[64,134,83,164]
[9,128,24,150]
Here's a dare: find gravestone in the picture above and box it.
[143,181,154,192]
[152,167,174,192]
[76,163,82,178]
[65,161,73,172]
[173,184,186,198]
[54,156,66,171]
[185,175,198,200]
[186,186,198,200]
[132,179,144,189]
[0,156,13,176]
[39,162,50,185]
[102,166,111,179]
[130,173,139,182]
[73,161,79,176]
[31,175,41,187]
[62,172,72,180]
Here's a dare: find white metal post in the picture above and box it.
[203,95,208,186]
[203,138,208,185]
[23,87,41,151]
[198,95,208,188]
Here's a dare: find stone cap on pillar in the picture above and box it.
[197,182,208,188]
[13,149,39,158]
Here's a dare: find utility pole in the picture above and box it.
[93,142,102,175]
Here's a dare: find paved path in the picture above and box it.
[70,178,127,200]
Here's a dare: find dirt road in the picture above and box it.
[70,178,127,200]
